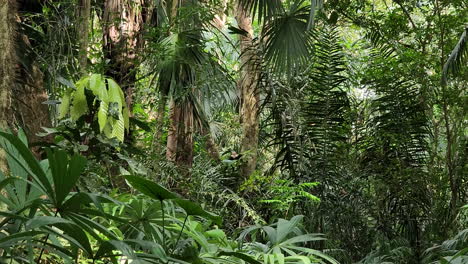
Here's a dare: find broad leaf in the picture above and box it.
[124,175,178,201]
[174,198,222,225]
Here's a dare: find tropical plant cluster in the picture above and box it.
[0,0,466,263]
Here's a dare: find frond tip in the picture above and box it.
[442,26,468,86]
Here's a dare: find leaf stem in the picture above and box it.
[160,199,166,251]
[173,215,188,254]
[36,210,58,263]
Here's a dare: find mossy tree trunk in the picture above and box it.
[235,2,260,181]
[78,0,91,74]
[0,0,17,171]
[0,0,51,156]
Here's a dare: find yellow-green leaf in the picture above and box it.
[70,81,88,121]
[111,113,125,142]
[89,74,108,102]
[107,79,123,110]
[103,119,113,138]
[98,101,109,132]
[59,90,71,119]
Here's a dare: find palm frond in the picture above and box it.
[237,0,283,24]
[262,0,315,76]
[264,26,349,179]
[442,26,468,86]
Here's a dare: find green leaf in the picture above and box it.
[111,112,125,142]
[26,216,72,230]
[107,78,123,110]
[56,76,76,89]
[98,101,109,132]
[281,234,325,245]
[89,74,108,101]
[174,198,222,225]
[70,78,89,121]
[59,90,71,119]
[0,177,19,191]
[124,175,178,201]
[47,149,86,208]
[276,215,303,243]
[205,229,226,239]
[95,240,140,261]
[0,132,53,199]
[48,223,94,256]
[219,251,262,264]
[286,246,338,264]
[0,231,45,248]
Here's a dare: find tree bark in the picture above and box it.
[164,0,197,169]
[166,98,195,169]
[0,0,51,162]
[0,0,17,171]
[235,1,260,180]
[166,99,179,162]
[103,0,146,113]
[202,128,220,161]
[77,0,91,74]
[175,101,194,168]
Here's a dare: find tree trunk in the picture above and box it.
[152,94,168,154]
[103,0,146,113]
[0,0,17,171]
[166,99,195,169]
[164,0,196,169]
[0,0,51,161]
[77,0,91,74]
[202,128,220,161]
[175,100,194,168]
[166,99,179,162]
[235,1,260,180]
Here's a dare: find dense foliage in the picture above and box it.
[0,0,466,263]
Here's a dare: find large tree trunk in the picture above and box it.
[103,0,146,113]
[0,0,17,171]
[0,0,51,163]
[235,2,260,180]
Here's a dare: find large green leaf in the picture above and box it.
[59,90,71,119]
[124,175,178,201]
[107,78,124,110]
[70,78,89,121]
[47,149,86,208]
[0,231,45,248]
[0,132,53,199]
[98,101,109,132]
[46,223,94,257]
[89,74,109,101]
[25,216,73,230]
[276,215,303,243]
[111,112,125,142]
[174,199,222,225]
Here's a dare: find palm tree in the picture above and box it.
[144,0,235,169]
[442,26,468,86]
[233,0,319,180]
